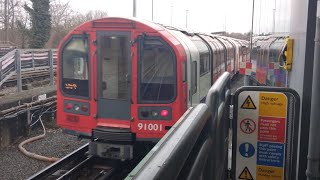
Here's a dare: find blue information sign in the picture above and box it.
[239,142,255,158]
[257,142,284,167]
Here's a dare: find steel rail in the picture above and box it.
[27,143,89,180]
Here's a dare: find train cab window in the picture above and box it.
[269,49,276,63]
[252,47,258,61]
[221,50,225,66]
[61,36,89,98]
[263,48,268,66]
[139,38,176,103]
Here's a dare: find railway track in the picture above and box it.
[28,143,130,180]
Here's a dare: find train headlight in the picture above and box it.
[64,100,90,115]
[151,111,159,117]
[74,104,80,111]
[139,107,171,120]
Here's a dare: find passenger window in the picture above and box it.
[192,39,210,76]
[200,53,210,75]
[191,61,197,94]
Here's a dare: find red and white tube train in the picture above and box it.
[57,17,248,159]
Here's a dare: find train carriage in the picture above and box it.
[250,36,289,87]
[57,17,247,159]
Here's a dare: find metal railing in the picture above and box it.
[0,49,57,91]
[126,72,232,180]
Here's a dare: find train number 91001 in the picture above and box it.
[138,123,163,131]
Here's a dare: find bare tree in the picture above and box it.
[0,0,109,48]
[0,0,21,45]
[47,0,108,48]
[67,10,108,30]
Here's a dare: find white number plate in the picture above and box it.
[138,123,163,132]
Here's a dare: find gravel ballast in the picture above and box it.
[0,128,88,180]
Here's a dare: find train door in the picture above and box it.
[188,47,200,106]
[96,31,131,120]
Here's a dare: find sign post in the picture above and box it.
[232,87,300,180]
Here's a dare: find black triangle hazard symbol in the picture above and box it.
[241,96,256,109]
[238,167,254,180]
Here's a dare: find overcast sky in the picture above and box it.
[61,0,280,34]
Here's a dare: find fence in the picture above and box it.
[0,49,57,92]
[126,72,232,180]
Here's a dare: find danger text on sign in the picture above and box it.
[258,117,286,143]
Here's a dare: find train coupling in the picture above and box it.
[89,141,133,160]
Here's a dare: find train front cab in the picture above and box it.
[57,18,187,159]
[251,36,288,86]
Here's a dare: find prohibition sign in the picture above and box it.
[240,118,256,134]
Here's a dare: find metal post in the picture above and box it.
[16,49,22,92]
[259,1,262,34]
[186,10,189,29]
[4,0,8,42]
[250,0,254,57]
[295,0,318,178]
[244,0,255,86]
[307,15,320,180]
[273,0,276,33]
[133,0,136,17]
[49,50,54,85]
[152,0,154,21]
[32,51,35,70]
[273,9,276,33]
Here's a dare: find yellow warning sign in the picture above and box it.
[241,96,256,109]
[256,165,283,180]
[239,167,254,180]
[259,93,287,117]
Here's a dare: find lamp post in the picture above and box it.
[186,10,189,29]
[250,0,254,58]
[133,0,136,17]
[152,0,154,21]
[272,0,276,33]
[4,0,8,42]
[245,0,255,86]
